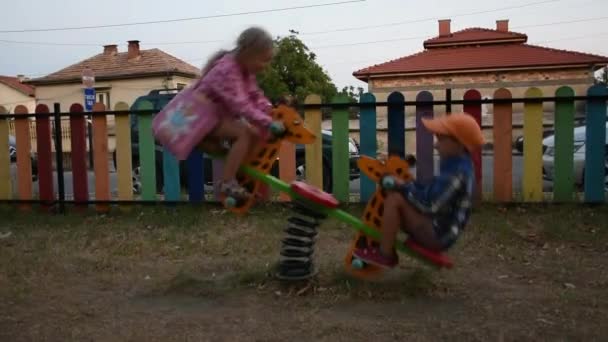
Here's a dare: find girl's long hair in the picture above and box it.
[200,26,274,77]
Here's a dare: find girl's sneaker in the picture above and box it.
[353,246,398,269]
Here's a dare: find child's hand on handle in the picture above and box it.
[381,174,408,191]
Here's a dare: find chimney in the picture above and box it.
[103,44,118,55]
[438,19,451,37]
[127,40,140,59]
[496,19,509,32]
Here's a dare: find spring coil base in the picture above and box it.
[275,200,327,281]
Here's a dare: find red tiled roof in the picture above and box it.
[0,76,35,96]
[354,44,608,78]
[27,48,200,85]
[423,27,527,48]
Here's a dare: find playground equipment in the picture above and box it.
[210,105,454,281]
[219,105,315,214]
[344,155,454,281]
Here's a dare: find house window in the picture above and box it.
[96,90,111,108]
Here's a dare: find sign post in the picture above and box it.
[82,68,95,169]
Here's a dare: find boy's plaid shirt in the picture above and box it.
[400,155,475,234]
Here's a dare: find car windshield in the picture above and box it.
[573,126,586,142]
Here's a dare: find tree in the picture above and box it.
[257,34,338,104]
[337,85,365,103]
[336,85,365,119]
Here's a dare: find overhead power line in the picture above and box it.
[0,38,224,47]
[3,14,607,48]
[0,0,365,33]
[514,16,608,29]
[298,0,564,35]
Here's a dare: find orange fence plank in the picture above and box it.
[304,95,323,190]
[279,140,296,201]
[492,88,513,202]
[92,103,110,212]
[0,106,11,200]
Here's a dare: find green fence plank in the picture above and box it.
[553,86,575,202]
[331,94,350,202]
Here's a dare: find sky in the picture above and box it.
[0,0,607,91]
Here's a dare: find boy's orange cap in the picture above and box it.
[421,113,485,153]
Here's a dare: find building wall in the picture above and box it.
[0,85,35,113]
[34,76,196,110]
[369,68,595,119]
[34,76,197,136]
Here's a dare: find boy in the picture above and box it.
[353,113,484,269]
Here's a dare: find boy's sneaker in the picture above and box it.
[353,246,398,269]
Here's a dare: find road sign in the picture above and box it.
[84,88,96,112]
[81,67,96,169]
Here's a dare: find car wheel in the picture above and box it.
[295,159,332,192]
[605,166,608,192]
[132,165,142,194]
[579,166,608,193]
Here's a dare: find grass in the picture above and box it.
[1,203,607,341]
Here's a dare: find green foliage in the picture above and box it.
[258,34,362,105]
[337,85,365,103]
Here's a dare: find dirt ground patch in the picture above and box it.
[1,203,607,341]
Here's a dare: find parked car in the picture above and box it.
[112,89,361,194]
[8,135,38,181]
[514,117,586,153]
[542,123,608,190]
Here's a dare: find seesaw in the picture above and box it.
[227,163,454,280]
[203,105,453,280]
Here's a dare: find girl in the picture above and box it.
[154,27,275,200]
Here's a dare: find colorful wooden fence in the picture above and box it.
[0,84,606,212]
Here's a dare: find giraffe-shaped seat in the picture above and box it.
[221,105,316,214]
[344,154,454,280]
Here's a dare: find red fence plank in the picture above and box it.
[69,103,89,206]
[463,89,483,202]
[35,104,54,209]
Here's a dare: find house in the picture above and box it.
[0,75,36,113]
[353,19,608,117]
[26,40,200,114]
[24,40,200,157]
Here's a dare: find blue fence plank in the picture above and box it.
[584,84,608,203]
[162,150,181,202]
[212,159,223,201]
[359,93,377,203]
[187,150,204,203]
[136,100,157,201]
[553,86,575,202]
[415,91,434,183]
[387,92,405,158]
